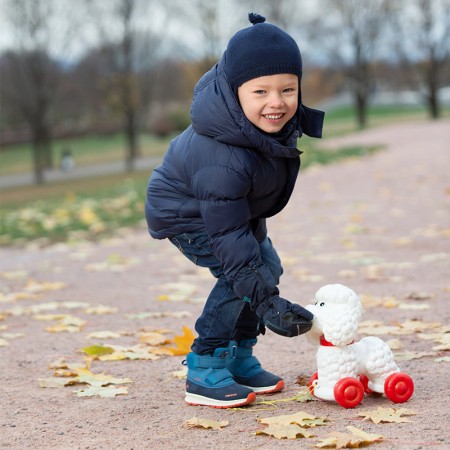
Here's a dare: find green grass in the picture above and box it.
[0,133,171,176]
[0,103,444,246]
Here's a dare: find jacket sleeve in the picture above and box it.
[192,164,278,307]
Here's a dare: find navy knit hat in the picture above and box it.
[225,13,302,91]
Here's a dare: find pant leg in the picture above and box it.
[168,233,283,353]
[169,232,244,354]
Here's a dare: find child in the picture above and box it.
[145,13,324,408]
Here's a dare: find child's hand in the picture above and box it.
[256,296,313,337]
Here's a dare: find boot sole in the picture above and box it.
[185,391,256,408]
[241,379,285,394]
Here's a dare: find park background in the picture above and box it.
[1,0,449,248]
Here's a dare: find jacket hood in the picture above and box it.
[190,55,324,159]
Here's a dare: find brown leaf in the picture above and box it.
[185,417,229,430]
[358,407,417,424]
[316,426,383,448]
[255,424,313,439]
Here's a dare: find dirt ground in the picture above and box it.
[1,119,449,450]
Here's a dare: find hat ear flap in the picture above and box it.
[322,304,358,346]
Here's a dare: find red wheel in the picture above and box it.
[384,372,414,403]
[359,375,373,394]
[308,372,318,396]
[334,377,365,408]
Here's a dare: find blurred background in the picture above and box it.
[0,0,449,246]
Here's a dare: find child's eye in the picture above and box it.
[254,90,266,95]
[283,88,296,93]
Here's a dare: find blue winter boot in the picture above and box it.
[226,339,284,394]
[184,350,256,408]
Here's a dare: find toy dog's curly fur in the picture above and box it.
[305,284,400,401]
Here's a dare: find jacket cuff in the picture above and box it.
[233,262,279,310]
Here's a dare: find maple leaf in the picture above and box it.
[74,386,128,397]
[138,331,170,346]
[74,368,133,387]
[358,407,417,424]
[185,417,229,430]
[38,377,78,388]
[45,315,86,333]
[255,424,313,439]
[316,426,383,448]
[258,411,328,428]
[167,326,195,355]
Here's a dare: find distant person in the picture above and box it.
[60,148,74,172]
[145,13,324,408]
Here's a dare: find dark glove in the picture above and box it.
[256,296,313,337]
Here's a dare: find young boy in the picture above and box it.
[145,13,324,408]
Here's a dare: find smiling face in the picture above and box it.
[237,73,299,134]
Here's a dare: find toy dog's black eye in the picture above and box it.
[319,302,325,307]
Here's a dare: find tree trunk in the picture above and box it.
[125,109,139,172]
[355,91,368,129]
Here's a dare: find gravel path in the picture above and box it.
[1,119,449,449]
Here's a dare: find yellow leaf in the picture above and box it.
[258,411,328,428]
[185,417,229,430]
[167,326,195,355]
[75,386,128,397]
[316,426,383,448]
[75,368,133,387]
[138,331,170,346]
[255,424,313,439]
[38,377,77,388]
[45,315,86,333]
[358,407,417,424]
[82,345,115,356]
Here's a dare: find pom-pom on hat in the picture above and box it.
[225,13,302,92]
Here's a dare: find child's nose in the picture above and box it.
[268,92,284,108]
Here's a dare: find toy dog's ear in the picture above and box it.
[322,304,360,346]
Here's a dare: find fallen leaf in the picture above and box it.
[435,356,450,362]
[394,350,437,361]
[75,368,133,387]
[255,424,313,439]
[138,331,170,346]
[167,326,195,355]
[358,407,417,424]
[172,368,187,379]
[82,345,115,356]
[87,331,122,339]
[75,386,128,397]
[258,411,328,428]
[185,417,229,430]
[45,315,86,333]
[38,377,77,388]
[316,426,383,448]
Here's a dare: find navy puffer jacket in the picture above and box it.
[145,55,323,306]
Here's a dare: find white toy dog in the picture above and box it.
[305,284,414,408]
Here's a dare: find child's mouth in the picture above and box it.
[263,113,284,121]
